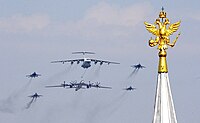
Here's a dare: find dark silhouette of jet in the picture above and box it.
[26,72,41,78]
[131,63,145,69]
[128,63,145,77]
[123,86,136,91]
[26,93,42,109]
[28,93,42,99]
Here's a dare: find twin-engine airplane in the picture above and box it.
[26,72,41,78]
[51,52,120,69]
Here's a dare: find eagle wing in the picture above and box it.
[166,21,181,36]
[144,22,159,36]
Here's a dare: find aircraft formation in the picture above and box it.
[25,51,145,109]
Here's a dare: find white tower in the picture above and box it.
[153,73,177,123]
[144,8,181,123]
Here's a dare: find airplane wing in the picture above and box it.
[131,65,145,69]
[28,94,42,98]
[26,75,31,78]
[26,74,41,78]
[51,59,84,64]
[46,85,76,89]
[37,95,43,97]
[72,52,95,55]
[89,59,120,65]
[90,84,112,89]
[131,65,138,68]
[46,83,73,88]
[123,88,128,90]
[124,87,136,90]
[28,95,34,98]
[45,85,64,88]
[141,66,146,68]
[123,89,129,91]
[97,86,112,89]
[64,87,76,89]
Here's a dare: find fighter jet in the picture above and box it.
[123,86,136,91]
[45,81,74,88]
[26,93,42,109]
[51,52,120,69]
[129,63,145,77]
[26,72,41,78]
[131,63,145,69]
[28,93,42,99]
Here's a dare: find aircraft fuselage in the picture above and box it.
[81,59,91,69]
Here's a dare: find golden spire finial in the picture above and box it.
[144,8,181,73]
[159,7,166,19]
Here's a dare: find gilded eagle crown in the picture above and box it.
[159,11,166,19]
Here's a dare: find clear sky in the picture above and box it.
[0,0,199,123]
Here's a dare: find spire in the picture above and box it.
[153,73,177,123]
[144,8,181,123]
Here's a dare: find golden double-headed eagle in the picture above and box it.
[144,13,181,51]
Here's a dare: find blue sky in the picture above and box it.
[0,0,200,123]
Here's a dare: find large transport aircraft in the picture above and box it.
[51,52,120,69]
